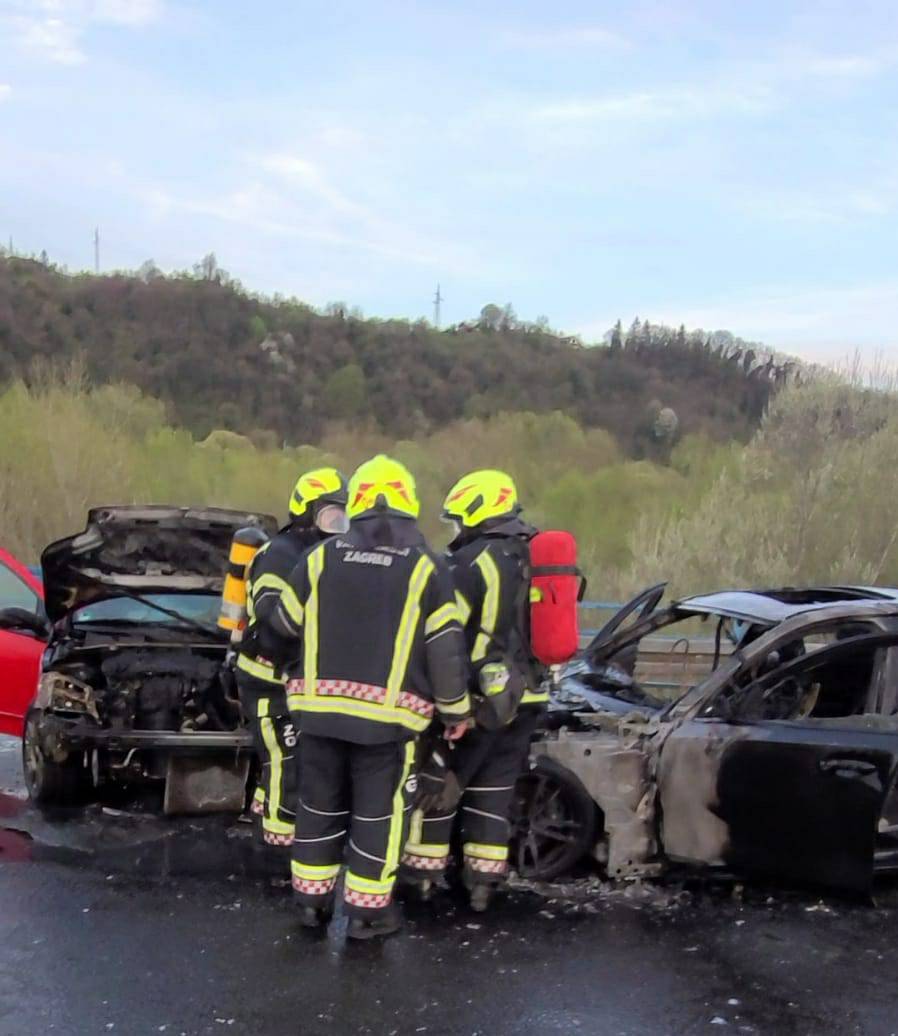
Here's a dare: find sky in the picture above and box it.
[2,1,898,361]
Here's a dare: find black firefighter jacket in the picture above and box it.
[449,518,549,709]
[236,526,323,686]
[267,515,471,744]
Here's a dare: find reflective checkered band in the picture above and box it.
[292,875,337,896]
[344,887,392,909]
[402,852,448,871]
[264,831,294,847]
[465,856,508,875]
[287,679,434,719]
[250,798,265,816]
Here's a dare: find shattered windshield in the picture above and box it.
[72,593,221,628]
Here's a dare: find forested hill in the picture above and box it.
[0,256,792,452]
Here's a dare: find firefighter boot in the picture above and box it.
[469,883,495,913]
[297,903,334,929]
[346,901,403,941]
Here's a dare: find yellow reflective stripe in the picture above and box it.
[257,697,270,718]
[259,712,284,827]
[253,786,266,804]
[386,555,434,707]
[286,696,431,733]
[463,842,509,861]
[254,573,291,597]
[346,871,393,896]
[263,817,294,835]
[521,689,549,704]
[303,547,325,698]
[236,654,282,684]
[437,694,471,716]
[472,550,500,662]
[383,740,416,883]
[408,808,423,846]
[529,586,543,604]
[291,861,340,880]
[280,585,305,628]
[425,601,459,636]
[455,590,472,625]
[404,841,450,858]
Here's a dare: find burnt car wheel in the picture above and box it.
[510,756,599,881]
[22,709,94,808]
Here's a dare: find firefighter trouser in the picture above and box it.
[290,732,416,919]
[236,671,297,846]
[403,709,540,885]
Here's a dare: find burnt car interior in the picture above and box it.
[705,624,898,724]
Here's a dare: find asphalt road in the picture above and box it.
[2,734,898,1036]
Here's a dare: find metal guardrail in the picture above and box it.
[579,599,624,639]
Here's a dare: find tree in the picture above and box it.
[137,259,162,282]
[194,253,219,281]
[500,303,517,330]
[249,314,268,341]
[479,304,503,331]
[609,320,623,349]
[322,363,367,419]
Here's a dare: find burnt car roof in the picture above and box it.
[41,505,278,621]
[676,586,898,625]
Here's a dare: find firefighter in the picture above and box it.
[236,468,349,848]
[265,454,472,939]
[402,470,545,912]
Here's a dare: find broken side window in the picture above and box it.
[708,624,898,723]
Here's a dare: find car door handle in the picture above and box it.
[819,758,878,777]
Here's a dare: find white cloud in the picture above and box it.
[0,0,162,64]
[257,153,374,222]
[532,83,774,123]
[0,83,11,100]
[12,14,85,63]
[528,48,885,127]
[139,171,464,272]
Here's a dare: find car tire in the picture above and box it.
[509,755,599,881]
[22,709,94,808]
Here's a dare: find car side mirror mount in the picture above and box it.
[0,606,51,640]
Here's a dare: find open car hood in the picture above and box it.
[41,505,278,621]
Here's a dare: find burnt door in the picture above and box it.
[660,714,898,893]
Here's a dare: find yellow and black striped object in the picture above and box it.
[218,527,270,639]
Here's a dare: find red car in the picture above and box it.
[0,548,45,737]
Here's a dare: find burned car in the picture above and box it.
[513,586,898,895]
[15,506,276,814]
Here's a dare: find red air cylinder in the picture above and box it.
[529,530,583,665]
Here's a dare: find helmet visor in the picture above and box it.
[315,504,350,535]
[441,516,463,539]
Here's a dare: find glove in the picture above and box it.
[415,747,462,814]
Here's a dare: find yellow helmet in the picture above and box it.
[442,469,519,529]
[288,467,348,518]
[347,454,420,520]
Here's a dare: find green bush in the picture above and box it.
[622,374,898,596]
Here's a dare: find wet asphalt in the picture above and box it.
[2,735,898,1036]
